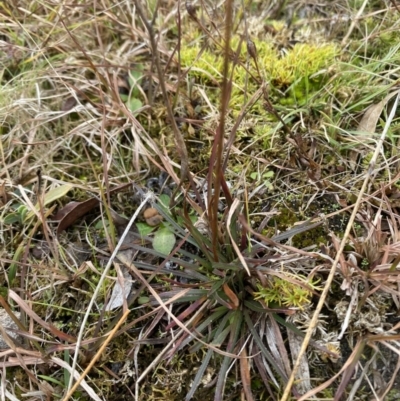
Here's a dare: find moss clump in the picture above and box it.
[180,36,337,111]
[254,273,321,309]
[179,46,223,85]
[261,43,337,87]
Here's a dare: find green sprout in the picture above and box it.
[120,66,144,114]
[250,170,275,191]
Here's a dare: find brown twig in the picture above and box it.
[208,0,234,257]
[133,0,189,182]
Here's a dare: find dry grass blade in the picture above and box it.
[341,0,369,46]
[0,326,50,396]
[287,329,311,394]
[227,198,250,275]
[3,1,400,399]
[133,0,189,182]
[297,339,367,401]
[51,357,102,401]
[240,346,255,401]
[281,92,400,401]
[67,191,153,391]
[358,89,400,134]
[63,310,129,401]
[8,290,75,343]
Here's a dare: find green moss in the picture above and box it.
[293,226,330,248]
[386,389,400,401]
[263,194,348,249]
[262,43,337,87]
[180,36,337,113]
[361,151,374,168]
[179,46,223,85]
[254,273,321,309]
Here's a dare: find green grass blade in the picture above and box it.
[243,310,288,383]
[214,310,243,401]
[185,312,232,400]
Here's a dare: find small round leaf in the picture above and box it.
[153,227,176,255]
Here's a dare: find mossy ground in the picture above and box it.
[2,1,400,400]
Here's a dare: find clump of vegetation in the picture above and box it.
[254,273,321,309]
[180,36,337,109]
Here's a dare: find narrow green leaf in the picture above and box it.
[212,322,233,346]
[209,279,225,297]
[243,310,288,382]
[157,289,208,304]
[271,313,307,338]
[153,203,185,236]
[244,300,269,313]
[212,262,240,271]
[185,312,232,401]
[37,375,65,387]
[214,310,243,401]
[8,243,24,284]
[25,184,73,221]
[64,344,70,388]
[181,211,226,263]
[3,212,21,224]
[179,307,229,351]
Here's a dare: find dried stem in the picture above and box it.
[134,0,189,182]
[280,93,400,401]
[209,0,234,256]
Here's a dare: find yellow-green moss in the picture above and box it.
[254,273,321,309]
[180,35,337,113]
[179,46,223,85]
